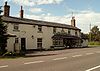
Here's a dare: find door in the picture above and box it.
[21,38,26,52]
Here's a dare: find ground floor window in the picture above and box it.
[53,39,63,46]
[37,38,42,49]
[15,38,19,43]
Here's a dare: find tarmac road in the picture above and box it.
[0,46,100,71]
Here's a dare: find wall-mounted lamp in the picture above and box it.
[33,25,35,28]
[31,35,34,39]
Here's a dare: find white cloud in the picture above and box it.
[25,14,42,20]
[5,0,63,6]
[24,10,100,33]
[36,0,63,5]
[76,11,100,33]
[24,13,70,25]
[11,0,36,6]
[15,9,100,34]
[4,0,11,2]
[30,8,43,13]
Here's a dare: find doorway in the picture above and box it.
[21,38,26,52]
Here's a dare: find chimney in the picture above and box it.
[20,6,24,18]
[4,1,10,17]
[71,16,76,27]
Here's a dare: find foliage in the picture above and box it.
[0,17,7,53]
[89,26,100,42]
[2,51,25,57]
[64,39,78,48]
[88,41,100,45]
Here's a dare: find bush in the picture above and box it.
[88,41,100,45]
[2,51,23,57]
[0,51,3,56]
[0,49,7,56]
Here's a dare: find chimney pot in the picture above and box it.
[4,1,10,17]
[71,16,76,27]
[5,1,7,5]
[20,6,24,18]
[21,6,22,10]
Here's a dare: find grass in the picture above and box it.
[88,41,100,47]
[0,56,22,60]
[0,51,25,59]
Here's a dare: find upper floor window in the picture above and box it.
[13,24,19,31]
[68,29,71,35]
[75,30,78,36]
[38,25,42,33]
[53,27,56,34]
[61,28,64,33]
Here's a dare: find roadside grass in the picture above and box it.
[0,56,22,60]
[88,41,100,47]
[0,52,25,59]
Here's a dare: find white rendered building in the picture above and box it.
[1,2,88,52]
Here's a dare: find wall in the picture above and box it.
[6,22,81,51]
[7,37,15,52]
[81,39,88,47]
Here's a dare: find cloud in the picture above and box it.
[36,0,63,5]
[22,13,68,24]
[23,10,100,33]
[10,0,36,6]
[4,0,11,2]
[29,8,43,13]
[5,0,63,6]
[14,6,100,34]
[76,11,100,33]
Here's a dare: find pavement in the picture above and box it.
[0,46,100,71]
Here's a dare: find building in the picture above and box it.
[0,2,88,53]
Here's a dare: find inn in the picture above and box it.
[0,2,88,53]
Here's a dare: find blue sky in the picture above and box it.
[0,0,100,33]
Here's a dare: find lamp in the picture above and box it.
[32,35,34,39]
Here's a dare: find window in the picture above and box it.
[61,28,64,33]
[14,24,19,31]
[68,29,71,35]
[37,38,42,48]
[53,27,56,34]
[53,39,62,46]
[15,38,18,43]
[38,25,42,32]
[75,30,78,36]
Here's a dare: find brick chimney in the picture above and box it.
[71,16,76,27]
[4,1,10,17]
[20,6,24,18]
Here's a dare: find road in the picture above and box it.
[0,47,100,71]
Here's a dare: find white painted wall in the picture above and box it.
[81,39,88,47]
[7,37,15,52]
[6,22,81,52]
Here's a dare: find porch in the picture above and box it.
[52,33,81,48]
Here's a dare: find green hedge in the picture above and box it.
[88,41,100,45]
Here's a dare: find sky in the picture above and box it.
[0,0,100,33]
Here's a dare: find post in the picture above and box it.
[89,24,91,42]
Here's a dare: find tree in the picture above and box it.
[95,31,100,41]
[89,26,100,41]
[0,6,3,15]
[0,17,7,53]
